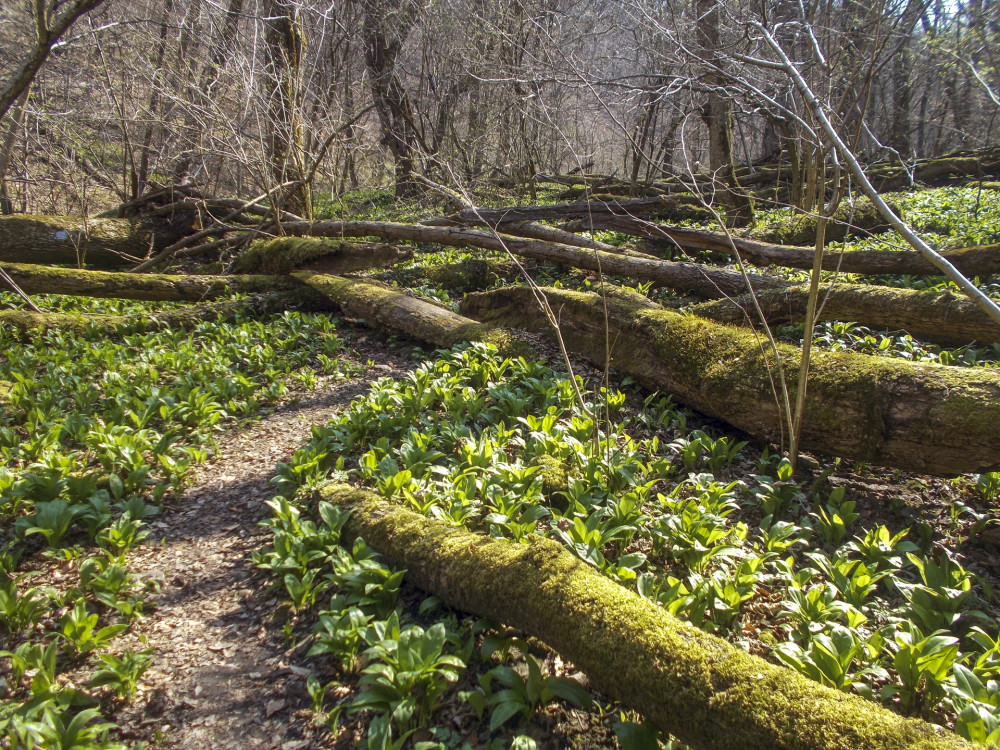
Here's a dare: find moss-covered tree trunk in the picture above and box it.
[1,262,329,304]
[460,286,1000,475]
[690,283,1000,345]
[282,219,784,298]
[0,298,288,338]
[575,215,1000,277]
[0,215,190,268]
[322,484,971,750]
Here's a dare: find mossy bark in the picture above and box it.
[576,217,1000,277]
[292,271,520,353]
[749,200,899,246]
[2,262,331,307]
[282,219,783,298]
[321,483,972,750]
[0,298,287,339]
[690,284,1000,345]
[461,286,1000,475]
[230,237,411,275]
[0,214,188,269]
[378,258,520,294]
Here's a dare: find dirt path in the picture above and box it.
[120,356,409,750]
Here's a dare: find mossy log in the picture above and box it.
[690,284,1000,345]
[230,237,411,275]
[426,196,696,225]
[380,258,520,294]
[749,200,899,246]
[0,298,285,339]
[0,380,10,405]
[321,483,970,750]
[461,286,1000,474]
[282,220,783,298]
[291,272,514,351]
[871,150,1000,191]
[1,262,330,307]
[0,214,189,269]
[574,216,1000,277]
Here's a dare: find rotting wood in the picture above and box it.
[460,285,1000,475]
[0,214,192,268]
[322,483,972,750]
[690,283,1000,345]
[229,236,411,275]
[572,215,1000,276]
[1,262,329,305]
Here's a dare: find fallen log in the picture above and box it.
[322,483,970,750]
[379,257,520,294]
[282,220,784,298]
[690,284,1000,345]
[748,200,899,245]
[426,219,616,253]
[424,196,695,225]
[1,262,328,305]
[460,286,1000,475]
[0,297,289,338]
[0,214,192,268]
[291,272,520,352]
[572,215,1000,277]
[230,237,411,275]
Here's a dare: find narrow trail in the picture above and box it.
[120,355,410,750]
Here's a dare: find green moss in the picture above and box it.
[232,237,349,274]
[322,484,971,750]
[530,454,569,507]
[752,200,900,246]
[386,258,517,293]
[0,379,11,404]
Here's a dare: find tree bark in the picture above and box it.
[0,262,327,304]
[230,237,411,275]
[690,283,1000,345]
[0,215,194,268]
[422,196,698,225]
[291,271,507,350]
[460,286,1000,475]
[572,215,1000,277]
[321,483,971,750]
[0,297,294,338]
[281,220,784,298]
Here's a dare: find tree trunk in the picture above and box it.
[230,237,411,275]
[460,286,1000,475]
[1,262,327,303]
[695,0,753,228]
[0,215,192,268]
[0,297,293,338]
[261,0,311,218]
[690,283,1000,345]
[291,272,507,350]
[321,483,971,750]
[282,219,785,298]
[359,0,422,197]
[572,215,1000,277]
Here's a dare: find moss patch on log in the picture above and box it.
[321,483,971,750]
[0,379,11,405]
[232,237,409,275]
[462,286,1000,474]
[383,257,519,294]
[0,297,284,340]
[751,200,900,245]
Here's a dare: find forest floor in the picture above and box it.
[112,336,413,750]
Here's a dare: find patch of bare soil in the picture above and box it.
[118,348,412,750]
